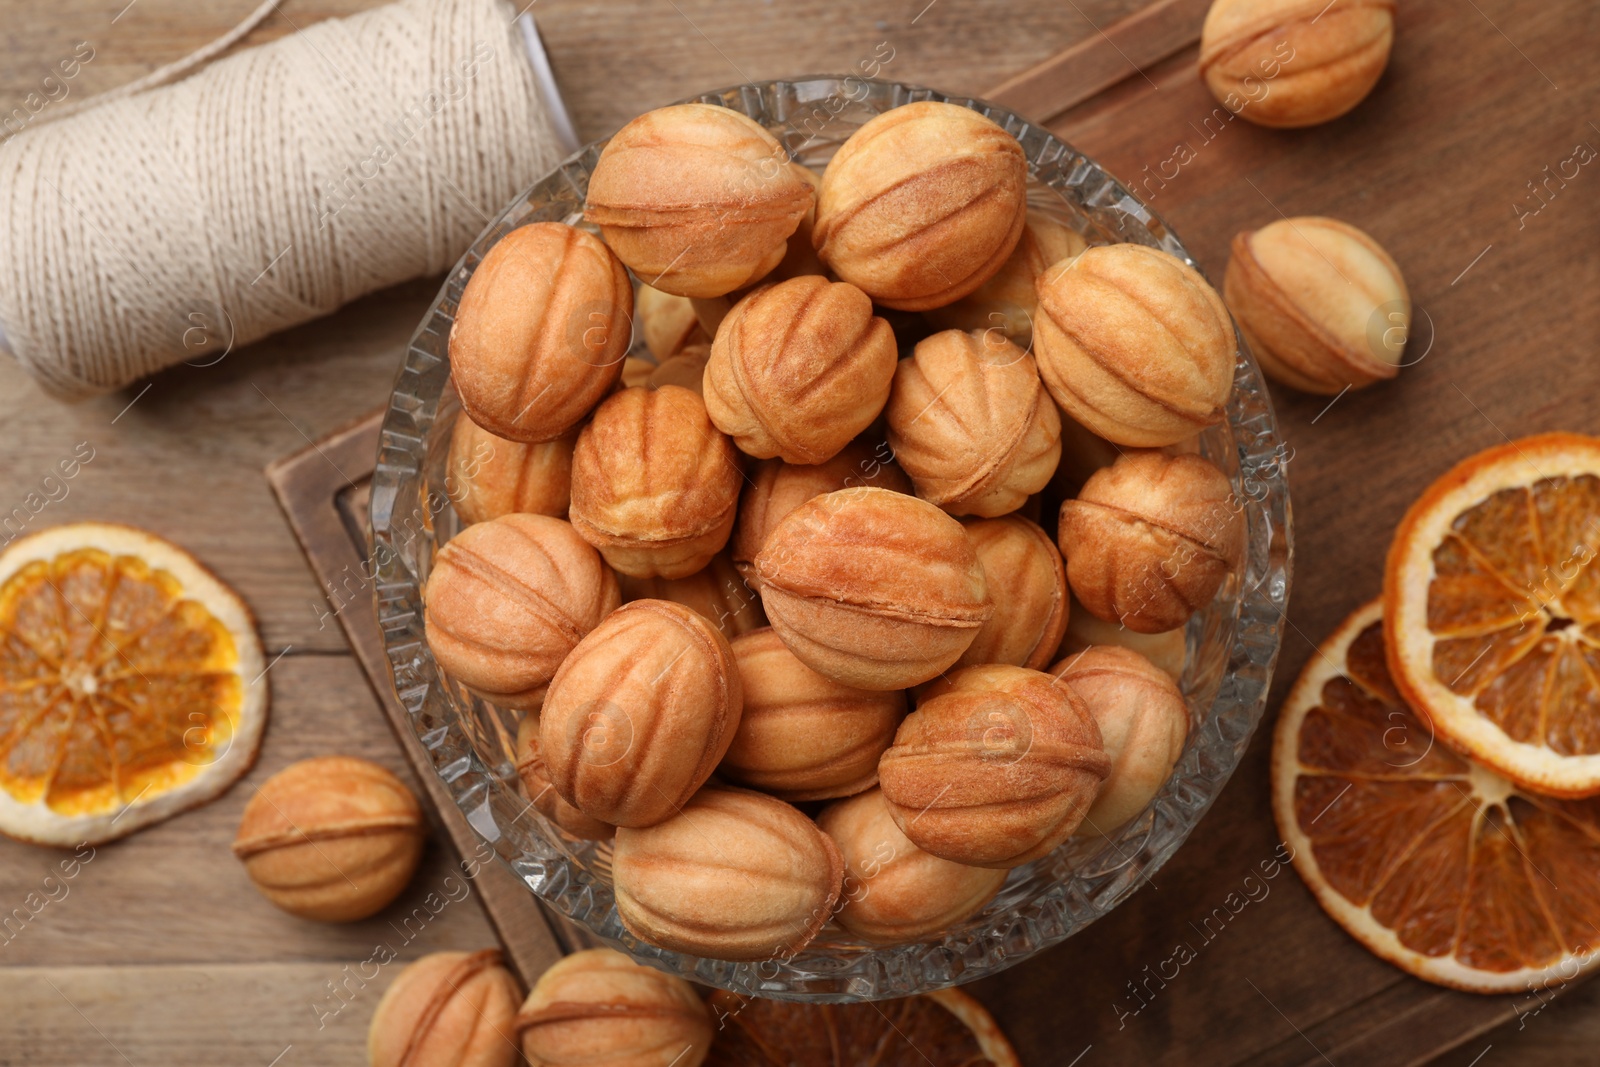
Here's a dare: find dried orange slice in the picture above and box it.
[0,523,266,845]
[1386,432,1600,797]
[1273,599,1600,992]
[706,986,1020,1066]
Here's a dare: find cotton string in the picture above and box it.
[0,0,567,400]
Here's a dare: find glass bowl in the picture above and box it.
[371,76,1292,1002]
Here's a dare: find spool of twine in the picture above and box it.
[0,0,570,400]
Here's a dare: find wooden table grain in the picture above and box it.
[1,1,1596,1064]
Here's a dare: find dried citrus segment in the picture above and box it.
[0,523,265,845]
[705,986,1019,1066]
[1386,433,1600,796]
[1273,600,1600,992]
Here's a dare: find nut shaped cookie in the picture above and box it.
[819,787,1006,944]
[704,276,897,464]
[611,786,844,960]
[1200,0,1395,129]
[720,627,905,800]
[732,440,911,583]
[814,102,1027,311]
[569,386,742,579]
[755,487,992,690]
[585,104,812,298]
[957,515,1069,670]
[1058,451,1244,633]
[885,329,1061,517]
[879,666,1109,868]
[449,222,631,443]
[1052,645,1190,836]
[1034,244,1235,447]
[424,514,620,710]
[446,417,574,525]
[539,600,742,828]
[516,948,713,1067]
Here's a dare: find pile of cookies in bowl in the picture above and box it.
[418,90,1256,974]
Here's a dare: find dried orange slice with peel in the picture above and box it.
[1386,432,1600,797]
[1273,599,1600,992]
[706,986,1019,1066]
[0,523,266,845]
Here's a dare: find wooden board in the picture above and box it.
[3,0,1598,1064]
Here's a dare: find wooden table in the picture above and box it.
[2,1,1596,1064]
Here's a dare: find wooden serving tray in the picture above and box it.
[266,0,1596,1062]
